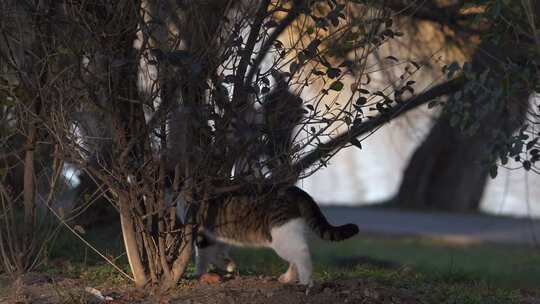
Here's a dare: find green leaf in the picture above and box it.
[306,39,321,53]
[329,80,344,91]
[381,29,395,38]
[445,61,461,79]
[350,138,362,150]
[526,137,539,150]
[356,96,367,105]
[358,88,370,94]
[289,61,299,75]
[489,165,498,178]
[326,68,341,79]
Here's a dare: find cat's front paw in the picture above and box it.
[225,260,237,273]
[278,273,298,284]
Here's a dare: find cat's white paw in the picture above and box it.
[225,260,237,273]
[278,272,297,283]
[278,273,291,283]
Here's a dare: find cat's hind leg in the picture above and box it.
[270,218,313,287]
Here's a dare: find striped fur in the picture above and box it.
[290,187,359,241]
[195,186,359,286]
[198,186,359,245]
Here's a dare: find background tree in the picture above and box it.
[0,0,69,275]
[395,0,539,212]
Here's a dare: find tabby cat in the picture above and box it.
[195,186,359,287]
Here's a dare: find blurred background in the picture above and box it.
[1,1,540,302]
[303,114,540,217]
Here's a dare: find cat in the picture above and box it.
[195,185,359,287]
[193,237,236,277]
[172,191,236,276]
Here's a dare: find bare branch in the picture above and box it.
[232,0,271,105]
[245,0,304,84]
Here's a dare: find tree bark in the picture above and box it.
[395,38,531,212]
[21,123,36,268]
[119,196,148,288]
[396,116,491,211]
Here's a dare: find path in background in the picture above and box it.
[322,206,540,246]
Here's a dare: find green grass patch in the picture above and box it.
[42,221,130,285]
[231,235,533,303]
[313,235,540,288]
[233,234,540,288]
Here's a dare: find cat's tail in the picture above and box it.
[289,187,359,241]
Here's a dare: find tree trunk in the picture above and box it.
[119,196,148,288]
[396,38,530,212]
[396,116,490,211]
[21,123,36,269]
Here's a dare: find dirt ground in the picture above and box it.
[0,274,414,304]
[2,273,539,304]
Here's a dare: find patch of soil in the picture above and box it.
[0,273,87,304]
[2,274,539,304]
[0,275,420,304]
[163,276,418,304]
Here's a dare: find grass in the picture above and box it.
[41,221,131,286]
[231,235,538,303]
[231,234,540,289]
[316,235,540,288]
[4,222,535,303]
